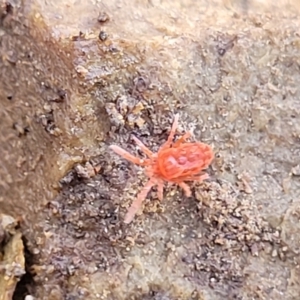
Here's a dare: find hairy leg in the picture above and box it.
[178,182,192,197]
[110,145,146,166]
[188,174,209,182]
[174,174,209,199]
[163,113,179,148]
[131,135,153,157]
[172,131,192,147]
[124,179,155,223]
[174,173,209,183]
[195,174,209,181]
[157,180,164,201]
[161,114,192,149]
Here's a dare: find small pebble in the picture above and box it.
[99,31,108,41]
[271,249,278,257]
[291,165,300,176]
[98,12,109,23]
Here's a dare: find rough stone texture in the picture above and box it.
[0,215,25,300]
[1,0,300,299]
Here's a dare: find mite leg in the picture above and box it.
[178,182,192,197]
[192,174,209,182]
[172,131,192,147]
[110,145,146,166]
[175,173,210,182]
[124,179,155,224]
[157,180,164,201]
[163,113,179,148]
[131,135,153,157]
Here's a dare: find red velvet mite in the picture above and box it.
[110,114,214,223]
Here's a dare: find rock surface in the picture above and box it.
[0,0,300,299]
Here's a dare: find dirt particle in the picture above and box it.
[291,164,300,176]
[12,122,29,137]
[271,248,278,257]
[105,102,125,128]
[132,76,149,94]
[282,177,291,193]
[75,65,88,76]
[237,171,253,194]
[4,50,17,64]
[97,12,110,23]
[99,31,108,41]
[75,162,96,179]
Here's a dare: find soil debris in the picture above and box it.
[0,215,25,300]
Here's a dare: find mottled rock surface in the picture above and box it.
[0,0,300,299]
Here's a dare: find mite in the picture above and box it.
[110,114,214,223]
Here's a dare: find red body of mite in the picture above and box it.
[110,114,214,223]
[157,143,213,182]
